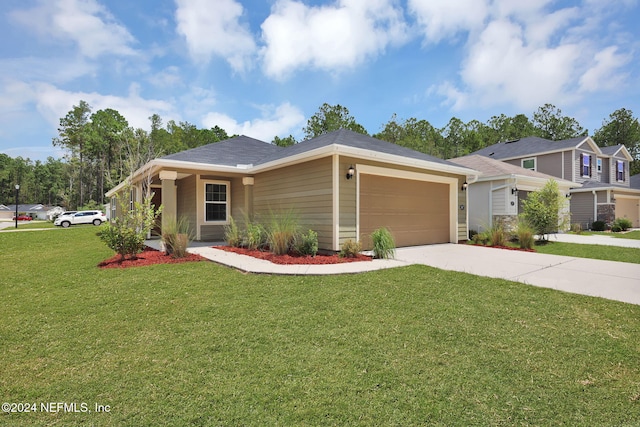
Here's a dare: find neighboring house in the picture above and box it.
[3,204,64,220]
[449,155,577,233]
[469,136,640,228]
[106,129,479,250]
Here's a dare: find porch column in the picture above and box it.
[242,177,254,220]
[160,170,177,230]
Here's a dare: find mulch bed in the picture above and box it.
[98,247,206,269]
[214,246,372,265]
[475,244,536,253]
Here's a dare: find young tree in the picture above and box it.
[303,103,368,139]
[521,180,569,241]
[272,135,297,147]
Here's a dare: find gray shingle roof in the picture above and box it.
[255,129,460,168]
[161,129,462,170]
[449,154,562,180]
[469,136,587,160]
[600,144,624,156]
[631,174,640,189]
[161,135,282,166]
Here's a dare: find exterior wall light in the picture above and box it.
[346,165,355,180]
[511,187,518,195]
[461,181,468,191]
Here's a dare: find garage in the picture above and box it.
[359,173,451,248]
[616,197,640,228]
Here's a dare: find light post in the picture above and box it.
[14,184,20,229]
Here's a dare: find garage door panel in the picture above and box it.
[360,174,450,248]
[616,198,640,228]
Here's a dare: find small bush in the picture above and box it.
[371,227,395,259]
[266,209,299,255]
[591,220,606,231]
[224,216,242,247]
[244,221,266,250]
[613,217,632,231]
[612,225,622,232]
[471,231,489,245]
[468,230,478,240]
[340,239,362,258]
[516,219,535,250]
[488,221,507,247]
[295,229,318,256]
[570,223,583,234]
[162,215,192,258]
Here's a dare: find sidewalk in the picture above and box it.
[547,231,640,248]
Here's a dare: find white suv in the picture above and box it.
[54,210,107,228]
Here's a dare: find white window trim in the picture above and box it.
[581,153,591,178]
[521,157,536,171]
[616,160,625,182]
[203,180,230,224]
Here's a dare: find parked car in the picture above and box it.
[13,215,32,221]
[54,210,107,227]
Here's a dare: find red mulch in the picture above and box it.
[98,247,206,269]
[214,246,372,265]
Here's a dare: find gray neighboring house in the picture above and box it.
[107,129,479,250]
[449,155,577,233]
[469,136,640,228]
[3,204,64,220]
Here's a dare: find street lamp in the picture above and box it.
[14,184,19,229]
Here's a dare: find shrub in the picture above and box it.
[244,220,266,250]
[266,209,299,255]
[468,230,478,240]
[98,184,161,261]
[471,231,489,245]
[613,217,632,231]
[612,225,622,232]
[162,215,192,258]
[340,239,362,258]
[371,227,395,259]
[515,218,535,250]
[295,229,318,256]
[488,221,507,247]
[591,220,606,231]
[224,216,242,247]
[570,223,583,234]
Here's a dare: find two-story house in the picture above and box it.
[469,136,640,229]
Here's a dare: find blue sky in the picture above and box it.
[1,0,639,161]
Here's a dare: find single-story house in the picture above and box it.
[2,204,64,220]
[0,204,12,220]
[449,155,577,233]
[106,129,479,251]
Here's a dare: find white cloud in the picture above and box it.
[30,82,176,132]
[428,1,633,111]
[175,0,256,72]
[260,0,408,79]
[9,0,137,58]
[408,0,489,43]
[202,103,305,141]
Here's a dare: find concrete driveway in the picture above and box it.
[395,244,640,306]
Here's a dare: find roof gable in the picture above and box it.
[600,144,633,160]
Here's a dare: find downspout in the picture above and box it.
[592,190,597,225]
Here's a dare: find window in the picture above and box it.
[111,197,116,221]
[205,182,228,222]
[581,154,591,177]
[129,188,136,212]
[617,160,625,181]
[522,158,536,171]
[597,158,602,173]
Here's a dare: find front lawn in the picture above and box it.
[534,241,640,264]
[570,230,640,240]
[2,228,640,426]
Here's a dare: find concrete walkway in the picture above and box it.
[148,235,640,306]
[547,231,640,248]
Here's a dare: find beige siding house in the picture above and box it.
[106,130,479,251]
[469,136,640,229]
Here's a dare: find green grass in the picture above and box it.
[534,241,640,264]
[1,221,56,229]
[2,228,640,426]
[571,230,640,240]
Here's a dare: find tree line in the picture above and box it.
[1,101,638,208]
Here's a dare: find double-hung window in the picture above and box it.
[205,182,229,222]
[581,154,591,177]
[617,160,625,182]
[596,158,602,173]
